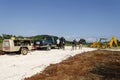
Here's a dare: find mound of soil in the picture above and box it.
[25,50,120,80]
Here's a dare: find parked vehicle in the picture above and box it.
[33,36,58,50]
[2,39,33,55]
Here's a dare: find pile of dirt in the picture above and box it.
[25,50,120,80]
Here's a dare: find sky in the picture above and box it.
[0,0,120,41]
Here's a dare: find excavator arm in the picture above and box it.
[109,36,118,48]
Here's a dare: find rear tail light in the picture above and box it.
[32,46,37,50]
[4,47,10,50]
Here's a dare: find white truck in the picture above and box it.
[2,39,33,55]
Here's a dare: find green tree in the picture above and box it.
[2,34,12,39]
[79,38,86,44]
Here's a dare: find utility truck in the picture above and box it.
[2,38,33,55]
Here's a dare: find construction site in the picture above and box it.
[24,36,120,80]
[0,35,120,80]
[0,0,120,80]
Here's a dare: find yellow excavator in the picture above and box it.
[90,38,107,48]
[90,36,118,48]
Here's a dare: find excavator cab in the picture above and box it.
[99,38,108,48]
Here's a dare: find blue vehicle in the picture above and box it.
[33,36,58,50]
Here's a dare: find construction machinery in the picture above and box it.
[109,36,118,48]
[90,38,107,48]
[90,36,118,48]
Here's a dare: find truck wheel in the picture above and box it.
[20,48,28,55]
[2,51,5,55]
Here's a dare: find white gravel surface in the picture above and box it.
[0,46,96,80]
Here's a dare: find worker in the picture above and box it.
[60,37,66,50]
[57,38,60,49]
[78,39,83,50]
[71,39,77,50]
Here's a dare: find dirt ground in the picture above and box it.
[24,50,120,80]
[25,50,120,80]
